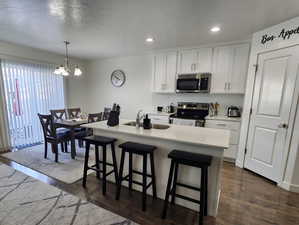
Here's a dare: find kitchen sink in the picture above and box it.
[123,121,170,130]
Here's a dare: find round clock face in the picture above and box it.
[111,70,126,87]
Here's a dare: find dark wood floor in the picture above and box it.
[1,155,299,225]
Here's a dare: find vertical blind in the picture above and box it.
[1,60,65,149]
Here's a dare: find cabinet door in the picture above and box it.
[211,46,233,93]
[194,48,213,73]
[164,51,177,93]
[178,49,196,74]
[229,44,250,94]
[152,53,165,92]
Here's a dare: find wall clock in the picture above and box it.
[111,70,126,87]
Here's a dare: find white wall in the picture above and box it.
[84,54,244,119]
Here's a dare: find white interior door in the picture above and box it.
[245,46,299,182]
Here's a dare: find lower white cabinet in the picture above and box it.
[205,119,241,161]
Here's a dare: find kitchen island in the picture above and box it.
[82,119,230,216]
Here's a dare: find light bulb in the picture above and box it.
[54,66,61,75]
[61,67,69,76]
[74,66,82,76]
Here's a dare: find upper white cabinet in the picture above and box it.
[177,48,213,74]
[152,51,178,93]
[211,43,250,94]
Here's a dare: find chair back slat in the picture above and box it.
[88,112,103,123]
[50,109,66,120]
[38,114,56,138]
[67,108,81,119]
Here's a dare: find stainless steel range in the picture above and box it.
[170,102,209,127]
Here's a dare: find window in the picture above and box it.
[1,60,65,149]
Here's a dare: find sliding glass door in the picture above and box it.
[1,60,65,149]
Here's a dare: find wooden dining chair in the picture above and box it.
[67,108,81,119]
[38,114,71,162]
[88,112,103,123]
[75,112,103,141]
[50,109,67,120]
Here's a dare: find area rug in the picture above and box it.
[0,163,138,225]
[1,144,95,184]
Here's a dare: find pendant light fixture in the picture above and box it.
[54,41,82,76]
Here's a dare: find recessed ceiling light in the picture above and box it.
[210,26,221,33]
[145,37,155,43]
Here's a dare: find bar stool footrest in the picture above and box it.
[122,174,153,189]
[132,169,153,177]
[176,182,201,192]
[87,166,115,178]
[172,193,201,205]
[90,161,114,167]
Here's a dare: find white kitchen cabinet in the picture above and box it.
[205,118,241,161]
[178,48,212,74]
[211,43,250,94]
[152,51,177,93]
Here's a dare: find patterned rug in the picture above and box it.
[1,144,95,184]
[0,163,138,225]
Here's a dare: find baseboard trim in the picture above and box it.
[279,181,299,193]
[235,159,244,168]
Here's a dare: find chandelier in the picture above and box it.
[54,41,82,76]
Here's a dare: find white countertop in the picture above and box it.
[82,119,230,149]
[205,115,241,122]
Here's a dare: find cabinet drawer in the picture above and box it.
[205,120,240,131]
[224,144,238,159]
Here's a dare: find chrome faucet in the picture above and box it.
[136,110,144,128]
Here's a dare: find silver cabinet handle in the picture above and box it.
[278,123,288,129]
[216,123,227,127]
[228,82,231,90]
[191,64,194,71]
[224,82,227,90]
[194,63,197,72]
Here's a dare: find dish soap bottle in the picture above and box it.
[143,114,151,129]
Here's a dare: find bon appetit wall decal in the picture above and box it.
[261,26,299,44]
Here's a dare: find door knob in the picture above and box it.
[278,123,288,129]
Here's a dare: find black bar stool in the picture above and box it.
[162,150,212,225]
[82,135,118,195]
[116,141,157,211]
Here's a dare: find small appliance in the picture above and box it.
[176,73,211,93]
[170,102,209,127]
[227,106,241,117]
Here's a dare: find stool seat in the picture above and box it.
[119,141,156,154]
[168,150,212,167]
[83,135,116,145]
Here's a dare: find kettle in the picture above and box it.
[227,106,241,117]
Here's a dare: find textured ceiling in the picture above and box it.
[0,0,299,59]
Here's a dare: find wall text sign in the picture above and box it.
[261,26,299,44]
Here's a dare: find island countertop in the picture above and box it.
[82,119,230,149]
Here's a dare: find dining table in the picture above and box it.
[54,118,88,159]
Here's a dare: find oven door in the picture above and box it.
[176,78,199,92]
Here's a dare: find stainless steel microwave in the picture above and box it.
[176,73,211,93]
